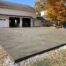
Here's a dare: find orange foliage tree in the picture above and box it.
[44,0,66,23]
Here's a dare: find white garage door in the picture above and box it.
[0,19,6,27]
[0,18,9,27]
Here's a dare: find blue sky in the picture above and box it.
[3,0,36,7]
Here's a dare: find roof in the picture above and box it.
[0,1,36,13]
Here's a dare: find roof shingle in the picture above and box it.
[0,1,36,13]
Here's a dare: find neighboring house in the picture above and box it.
[36,10,53,27]
[40,10,47,17]
[0,1,42,27]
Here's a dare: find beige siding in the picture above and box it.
[0,8,36,18]
[35,19,43,27]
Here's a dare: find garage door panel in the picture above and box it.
[0,21,7,27]
[0,17,9,27]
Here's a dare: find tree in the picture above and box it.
[44,0,66,23]
[34,2,44,12]
[35,0,66,23]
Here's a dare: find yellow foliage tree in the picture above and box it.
[34,2,43,12]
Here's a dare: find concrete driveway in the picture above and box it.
[0,27,66,61]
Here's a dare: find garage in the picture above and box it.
[0,1,43,28]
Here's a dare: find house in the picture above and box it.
[0,1,42,27]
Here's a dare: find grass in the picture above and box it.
[31,49,66,66]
